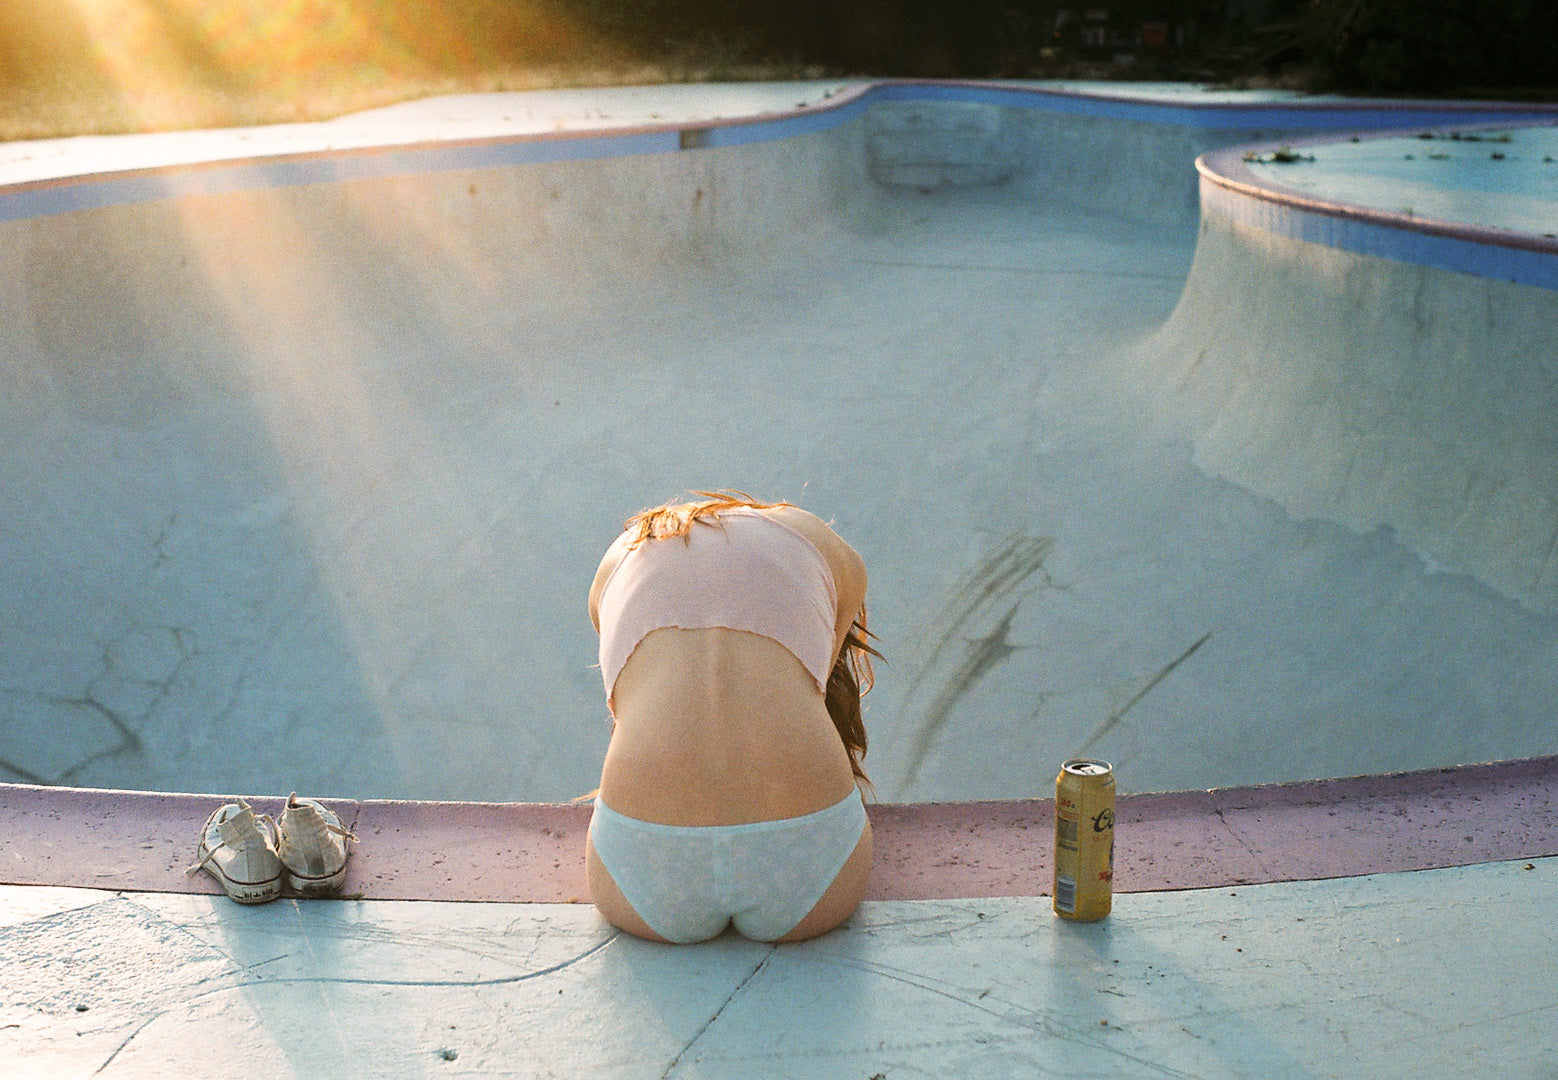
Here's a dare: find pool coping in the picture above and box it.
[1196,122,1558,289]
[4,755,1553,904]
[5,79,1556,226]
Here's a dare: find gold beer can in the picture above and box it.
[1053,759,1115,921]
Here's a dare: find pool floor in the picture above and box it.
[4,180,1554,803]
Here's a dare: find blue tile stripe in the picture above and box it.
[1198,144,1558,291]
[0,128,683,223]
[862,79,1556,132]
[3,80,1555,286]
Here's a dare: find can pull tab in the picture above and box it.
[1062,759,1112,776]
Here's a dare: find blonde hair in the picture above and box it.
[622,491,878,781]
[623,490,789,547]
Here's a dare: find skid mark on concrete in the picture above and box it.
[894,535,1057,795]
[1078,630,1213,757]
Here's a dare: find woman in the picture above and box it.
[585,491,877,943]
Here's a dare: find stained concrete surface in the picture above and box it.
[4,859,1555,1079]
[11,758,1553,901]
[1244,122,1558,235]
[3,80,1557,1080]
[2,85,1555,805]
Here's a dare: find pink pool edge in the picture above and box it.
[4,756,1553,904]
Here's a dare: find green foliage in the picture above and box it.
[571,0,1556,91]
[1299,0,1558,93]
[3,0,1553,139]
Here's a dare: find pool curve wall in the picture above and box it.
[6,81,1554,509]
[2,112,883,437]
[6,80,1552,225]
[1145,132,1558,616]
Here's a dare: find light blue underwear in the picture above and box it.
[589,790,868,944]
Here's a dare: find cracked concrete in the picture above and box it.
[4,87,1556,805]
[2,76,1556,1079]
[4,860,1554,1078]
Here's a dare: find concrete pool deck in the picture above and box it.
[6,854,1554,1079]
[3,80,1557,1076]
[5,755,1557,1078]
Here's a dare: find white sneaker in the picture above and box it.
[187,800,283,904]
[276,794,355,897]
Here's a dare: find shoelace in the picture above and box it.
[279,802,356,880]
[185,806,277,878]
[282,798,358,846]
[284,817,358,849]
[280,804,356,854]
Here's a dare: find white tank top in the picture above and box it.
[595,509,838,705]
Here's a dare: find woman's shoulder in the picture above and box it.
[760,505,867,601]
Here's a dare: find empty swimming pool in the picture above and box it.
[2,81,1555,804]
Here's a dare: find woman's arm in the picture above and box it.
[766,505,868,658]
[587,532,634,633]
